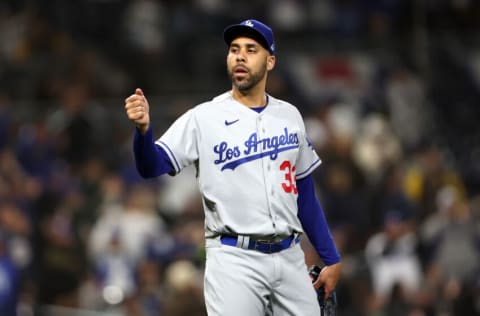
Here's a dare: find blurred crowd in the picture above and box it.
[1,0,480,316]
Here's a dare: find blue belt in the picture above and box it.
[220,234,301,254]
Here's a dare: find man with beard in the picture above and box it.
[124,19,341,316]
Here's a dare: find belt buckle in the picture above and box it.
[256,238,273,243]
[254,240,273,253]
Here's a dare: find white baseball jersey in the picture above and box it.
[156,91,321,238]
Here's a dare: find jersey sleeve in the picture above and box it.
[155,109,199,174]
[295,115,321,179]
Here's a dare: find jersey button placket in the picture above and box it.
[258,115,276,232]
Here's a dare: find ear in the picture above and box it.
[267,55,276,71]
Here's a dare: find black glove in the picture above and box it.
[308,265,338,316]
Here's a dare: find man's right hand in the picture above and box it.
[125,88,150,134]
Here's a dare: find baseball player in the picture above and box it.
[124,19,341,316]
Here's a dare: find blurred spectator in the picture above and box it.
[365,208,423,314]
[163,260,206,316]
[36,188,87,307]
[70,48,132,99]
[308,0,335,31]
[89,183,174,266]
[97,173,127,215]
[122,0,166,55]
[365,0,411,40]
[46,81,95,170]
[353,113,403,185]
[93,228,137,307]
[158,165,202,220]
[0,230,20,316]
[403,143,467,220]
[315,113,370,252]
[75,158,108,242]
[330,0,365,38]
[0,2,28,66]
[420,185,480,315]
[15,118,57,182]
[130,257,166,316]
[268,0,307,32]
[0,203,32,275]
[385,66,432,151]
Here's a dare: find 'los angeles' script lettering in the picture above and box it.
[213,127,299,170]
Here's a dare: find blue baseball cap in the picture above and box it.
[223,19,275,55]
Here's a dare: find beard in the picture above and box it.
[228,62,267,92]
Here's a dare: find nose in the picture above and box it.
[235,51,246,62]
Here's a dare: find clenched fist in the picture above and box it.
[125,88,150,134]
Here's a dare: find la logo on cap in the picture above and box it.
[244,20,254,27]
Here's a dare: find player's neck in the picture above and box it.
[231,87,268,108]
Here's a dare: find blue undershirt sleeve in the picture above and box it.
[133,126,175,178]
[297,175,341,266]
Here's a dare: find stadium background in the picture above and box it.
[0,0,479,315]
